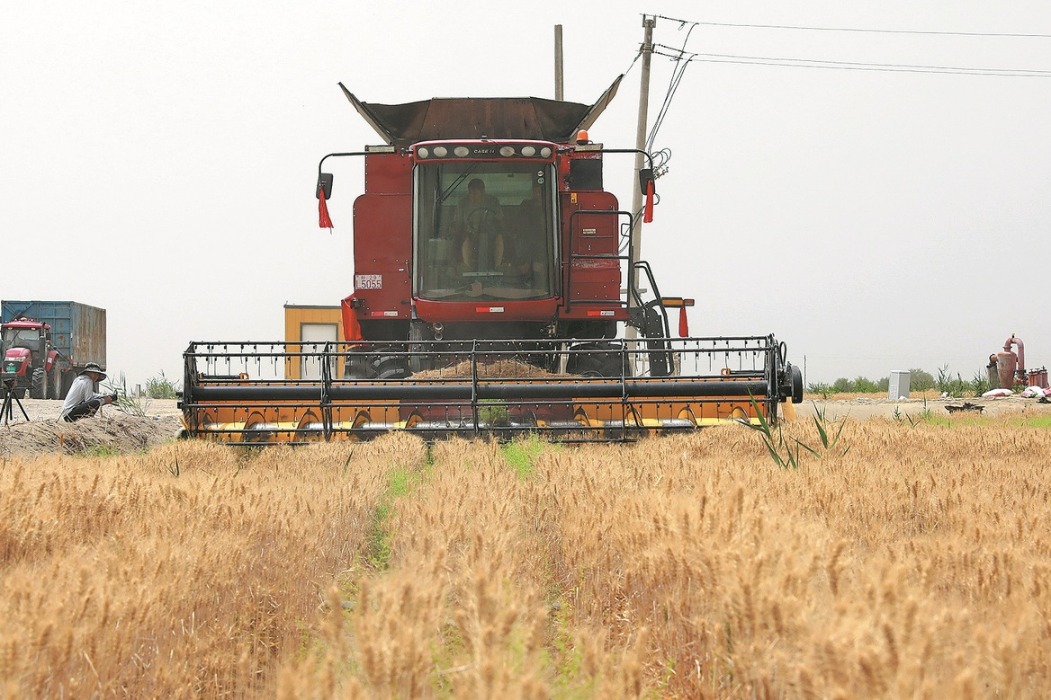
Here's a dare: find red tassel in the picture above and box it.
[345,310,361,340]
[678,307,689,337]
[319,188,334,229]
[643,180,654,223]
[341,297,362,341]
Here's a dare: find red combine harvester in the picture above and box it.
[180,77,802,443]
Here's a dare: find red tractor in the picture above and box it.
[1,318,56,399]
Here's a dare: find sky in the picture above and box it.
[2,1,1049,390]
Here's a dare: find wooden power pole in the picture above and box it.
[626,15,656,338]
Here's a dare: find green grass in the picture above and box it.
[77,444,124,458]
[501,434,549,479]
[366,464,425,570]
[920,413,1051,429]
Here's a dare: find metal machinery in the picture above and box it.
[181,77,803,444]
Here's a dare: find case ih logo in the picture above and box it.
[472,147,496,155]
[355,274,382,290]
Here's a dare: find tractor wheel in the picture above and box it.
[47,368,63,400]
[60,371,75,399]
[30,368,46,399]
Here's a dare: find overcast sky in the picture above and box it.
[3,1,1049,389]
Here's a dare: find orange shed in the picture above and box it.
[283,304,344,380]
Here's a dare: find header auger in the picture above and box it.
[179,76,802,444]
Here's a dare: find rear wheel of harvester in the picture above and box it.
[30,368,46,399]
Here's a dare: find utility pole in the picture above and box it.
[554,25,564,100]
[626,15,655,339]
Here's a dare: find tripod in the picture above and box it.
[1,375,30,426]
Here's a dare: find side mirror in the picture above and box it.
[638,168,655,223]
[316,172,333,200]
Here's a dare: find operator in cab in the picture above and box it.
[456,178,505,270]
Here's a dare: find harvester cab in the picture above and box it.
[180,77,803,444]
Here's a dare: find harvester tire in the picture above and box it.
[408,322,434,374]
[566,341,632,378]
[345,352,373,379]
[344,345,411,380]
[30,368,46,399]
[374,356,410,380]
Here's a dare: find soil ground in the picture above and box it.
[0,398,184,459]
[788,392,1051,422]
[2,393,1049,459]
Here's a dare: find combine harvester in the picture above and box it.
[180,77,802,444]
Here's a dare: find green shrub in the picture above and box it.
[909,368,936,391]
[852,376,880,394]
[807,382,833,399]
[145,371,181,399]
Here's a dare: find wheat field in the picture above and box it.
[2,415,1050,698]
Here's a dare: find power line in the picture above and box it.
[652,46,1051,77]
[660,18,1051,39]
[647,26,698,150]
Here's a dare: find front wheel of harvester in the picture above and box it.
[566,342,632,378]
[373,349,410,380]
[30,368,46,399]
[344,349,376,379]
[344,345,410,380]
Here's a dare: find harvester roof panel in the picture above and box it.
[339,75,622,148]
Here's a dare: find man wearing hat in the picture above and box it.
[60,363,117,422]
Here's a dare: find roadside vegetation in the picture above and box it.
[807,364,995,399]
[103,370,182,416]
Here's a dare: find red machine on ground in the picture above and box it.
[1,317,56,399]
[180,78,802,443]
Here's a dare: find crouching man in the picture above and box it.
[60,363,117,422]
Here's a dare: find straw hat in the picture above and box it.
[79,362,107,380]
